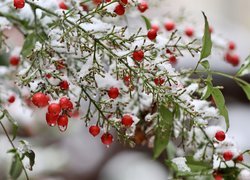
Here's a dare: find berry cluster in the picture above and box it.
[32,92,73,132]
[224,41,240,66]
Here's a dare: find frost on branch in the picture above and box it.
[1,0,250,179]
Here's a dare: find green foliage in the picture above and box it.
[153,105,174,159]
[200,12,212,60]
[9,153,23,180]
[21,33,37,57]
[236,55,250,77]
[141,15,151,30]
[212,88,229,130]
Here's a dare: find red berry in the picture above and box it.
[57,114,69,132]
[59,97,73,110]
[8,96,15,103]
[166,49,173,54]
[124,75,131,86]
[32,92,49,108]
[215,131,226,141]
[59,1,68,10]
[164,21,175,31]
[209,27,213,33]
[137,1,148,13]
[121,115,134,127]
[108,87,119,99]
[114,4,125,16]
[236,154,244,162]
[169,55,177,64]
[120,0,128,5]
[101,133,113,145]
[154,77,165,86]
[185,27,194,37]
[228,41,236,50]
[89,125,101,137]
[151,24,159,32]
[10,56,20,66]
[14,0,25,9]
[132,50,144,62]
[230,54,240,66]
[59,80,69,90]
[46,113,58,127]
[81,4,89,11]
[214,175,223,180]
[48,103,61,115]
[45,74,52,79]
[147,29,157,40]
[223,151,233,161]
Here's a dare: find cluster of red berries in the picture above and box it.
[224,41,240,66]
[89,114,134,146]
[31,92,74,132]
[215,131,244,162]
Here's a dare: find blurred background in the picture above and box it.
[1,0,250,179]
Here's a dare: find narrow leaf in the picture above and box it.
[236,55,250,77]
[201,60,210,70]
[10,155,23,180]
[212,88,229,130]
[236,81,250,100]
[141,15,151,30]
[153,105,174,159]
[200,12,212,60]
[3,110,18,140]
[24,150,35,171]
[21,33,37,57]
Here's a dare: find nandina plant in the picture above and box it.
[0,0,250,179]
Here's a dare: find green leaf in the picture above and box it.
[211,88,229,130]
[200,12,212,60]
[10,155,23,180]
[201,60,210,70]
[236,55,250,77]
[21,33,37,57]
[202,80,213,100]
[3,110,18,140]
[236,81,250,100]
[141,15,151,30]
[24,150,35,171]
[153,105,174,159]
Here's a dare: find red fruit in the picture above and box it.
[228,41,236,50]
[14,0,25,9]
[223,151,233,161]
[154,77,165,86]
[59,1,68,10]
[215,131,226,141]
[132,50,144,62]
[108,87,119,99]
[48,103,61,115]
[121,115,134,127]
[147,29,157,40]
[164,21,175,31]
[236,154,244,162]
[209,27,213,33]
[120,0,128,5]
[166,49,173,54]
[59,80,69,90]
[214,175,223,180]
[89,125,101,137]
[9,56,20,66]
[57,115,69,132]
[114,4,125,16]
[101,133,113,145]
[46,113,58,127]
[169,55,177,64]
[59,97,73,110]
[185,27,194,37]
[32,92,49,108]
[8,96,15,103]
[45,74,52,79]
[124,75,131,86]
[151,24,159,32]
[230,54,240,66]
[137,1,148,13]
[81,4,89,11]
